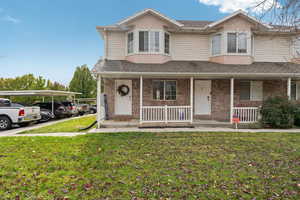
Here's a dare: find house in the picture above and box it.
[92,8,300,128]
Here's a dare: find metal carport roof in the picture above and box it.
[0,90,81,97]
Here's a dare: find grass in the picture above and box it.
[0,132,299,199]
[21,115,96,134]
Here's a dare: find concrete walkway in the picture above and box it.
[89,127,300,133]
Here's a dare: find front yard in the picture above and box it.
[0,132,299,199]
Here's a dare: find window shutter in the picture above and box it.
[250,81,263,101]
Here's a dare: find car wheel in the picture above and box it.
[0,116,12,130]
[90,109,95,114]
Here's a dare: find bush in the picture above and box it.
[260,96,295,128]
[293,104,300,127]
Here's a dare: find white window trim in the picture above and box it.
[152,80,177,101]
[225,31,251,56]
[138,29,162,54]
[240,81,263,101]
[164,31,171,56]
[126,31,134,56]
[210,33,222,57]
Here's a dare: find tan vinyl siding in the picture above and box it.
[254,36,291,62]
[107,32,126,60]
[171,33,209,61]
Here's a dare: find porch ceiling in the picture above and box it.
[93,59,300,79]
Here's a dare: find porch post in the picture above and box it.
[190,77,194,123]
[230,78,234,124]
[139,76,143,124]
[287,77,291,100]
[96,75,102,129]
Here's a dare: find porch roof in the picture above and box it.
[93,59,300,78]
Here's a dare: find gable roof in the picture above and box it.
[206,10,272,29]
[117,8,184,27]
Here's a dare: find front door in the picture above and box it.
[115,80,132,115]
[194,80,211,115]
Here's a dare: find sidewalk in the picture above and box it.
[89,127,300,133]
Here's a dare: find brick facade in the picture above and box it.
[104,78,287,122]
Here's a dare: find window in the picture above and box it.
[164,33,170,54]
[139,31,149,52]
[240,81,263,101]
[127,32,134,54]
[227,32,247,53]
[139,31,160,53]
[153,80,176,100]
[212,34,221,55]
[291,81,300,100]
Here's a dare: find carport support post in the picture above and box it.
[287,78,291,100]
[230,78,234,124]
[51,96,54,114]
[97,75,102,129]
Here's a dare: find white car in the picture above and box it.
[0,98,41,130]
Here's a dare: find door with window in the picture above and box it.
[194,80,211,115]
[115,80,132,115]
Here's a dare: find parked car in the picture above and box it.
[33,102,69,119]
[61,101,78,116]
[0,98,41,130]
[77,104,90,115]
[39,109,55,122]
[89,104,97,114]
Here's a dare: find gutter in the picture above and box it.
[95,71,300,78]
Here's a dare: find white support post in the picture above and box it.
[230,78,234,124]
[51,96,54,114]
[96,75,102,129]
[139,76,143,124]
[190,77,194,123]
[287,78,291,100]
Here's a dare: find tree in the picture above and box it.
[69,65,96,98]
[252,0,299,30]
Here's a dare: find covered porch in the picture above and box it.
[93,60,300,129]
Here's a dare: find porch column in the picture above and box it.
[96,75,102,129]
[190,77,194,123]
[287,77,291,100]
[230,78,234,124]
[139,76,143,124]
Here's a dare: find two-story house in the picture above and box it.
[93,8,300,128]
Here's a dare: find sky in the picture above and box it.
[0,0,265,86]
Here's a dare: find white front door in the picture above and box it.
[194,80,211,115]
[115,80,132,115]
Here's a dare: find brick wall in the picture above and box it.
[104,78,287,122]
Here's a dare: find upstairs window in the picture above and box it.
[227,32,247,53]
[212,34,221,55]
[127,32,134,54]
[164,33,170,54]
[240,81,263,101]
[139,31,160,53]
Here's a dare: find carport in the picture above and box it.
[0,90,81,114]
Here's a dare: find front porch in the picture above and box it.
[96,75,293,128]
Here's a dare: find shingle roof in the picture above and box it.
[93,60,300,77]
[176,20,213,28]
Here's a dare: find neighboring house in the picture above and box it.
[93,8,300,127]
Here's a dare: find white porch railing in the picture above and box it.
[233,107,259,123]
[141,105,191,123]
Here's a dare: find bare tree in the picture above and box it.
[252,0,299,30]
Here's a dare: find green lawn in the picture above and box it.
[0,132,299,199]
[21,115,96,134]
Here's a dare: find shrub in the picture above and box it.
[260,96,295,128]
